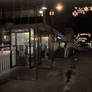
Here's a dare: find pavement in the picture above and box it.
[0,48,92,92]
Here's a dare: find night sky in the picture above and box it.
[0,0,92,34]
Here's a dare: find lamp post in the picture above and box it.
[41,6,47,23]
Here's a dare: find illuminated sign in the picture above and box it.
[81,40,86,42]
[72,6,92,16]
[77,33,91,38]
[78,37,87,40]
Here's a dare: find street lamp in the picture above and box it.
[41,6,47,23]
[56,3,63,12]
[40,3,63,23]
[41,6,47,10]
[39,10,44,16]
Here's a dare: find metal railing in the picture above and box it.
[0,51,10,72]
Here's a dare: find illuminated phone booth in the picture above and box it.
[11,27,37,68]
[11,28,29,66]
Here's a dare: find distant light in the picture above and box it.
[57,36,61,40]
[39,10,44,16]
[74,7,78,9]
[79,33,91,37]
[57,34,63,40]
[56,3,63,12]
[82,11,86,14]
[72,6,92,16]
[84,6,89,12]
[72,11,78,16]
[49,10,55,16]
[82,40,86,42]
[90,6,92,11]
[41,6,47,10]
[78,37,87,40]
[3,35,7,40]
[39,10,43,14]
[1,43,4,47]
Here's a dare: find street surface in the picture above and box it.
[0,48,92,92]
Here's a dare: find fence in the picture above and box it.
[0,51,10,72]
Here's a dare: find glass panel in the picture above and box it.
[30,28,34,56]
[17,32,29,56]
[11,33,16,66]
[28,28,35,67]
[41,36,49,58]
[12,29,29,66]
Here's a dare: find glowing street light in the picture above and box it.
[39,10,43,14]
[39,10,44,16]
[41,6,47,10]
[41,6,47,23]
[56,3,63,12]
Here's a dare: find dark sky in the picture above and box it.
[0,0,92,9]
[0,0,92,34]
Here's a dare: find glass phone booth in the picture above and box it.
[11,27,39,69]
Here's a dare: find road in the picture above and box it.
[0,48,92,92]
